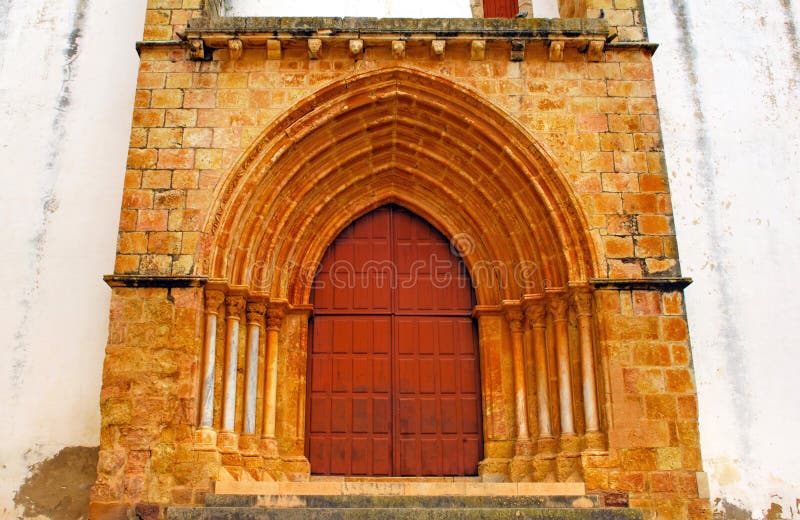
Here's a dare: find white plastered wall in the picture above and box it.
[644,0,800,516]
[0,0,798,517]
[0,0,147,516]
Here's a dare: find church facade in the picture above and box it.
[92,0,711,517]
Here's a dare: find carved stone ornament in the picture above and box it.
[349,39,364,58]
[204,290,225,314]
[471,40,486,61]
[188,39,205,60]
[549,40,565,62]
[431,40,446,59]
[228,39,243,61]
[308,39,322,59]
[266,39,282,60]
[392,40,406,59]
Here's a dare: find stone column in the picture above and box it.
[196,289,225,447]
[525,298,557,481]
[240,302,266,455]
[574,289,606,451]
[549,293,581,481]
[507,305,533,481]
[260,302,286,461]
[218,295,245,452]
[549,295,575,438]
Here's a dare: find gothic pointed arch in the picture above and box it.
[200,67,598,306]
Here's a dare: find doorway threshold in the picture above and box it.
[214,479,587,497]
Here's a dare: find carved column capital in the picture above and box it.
[204,290,225,314]
[246,302,267,325]
[506,308,525,333]
[266,304,286,331]
[524,300,547,329]
[225,295,246,317]
[547,293,569,322]
[572,289,594,317]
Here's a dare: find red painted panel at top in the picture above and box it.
[483,0,520,17]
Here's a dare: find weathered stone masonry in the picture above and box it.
[91,0,712,518]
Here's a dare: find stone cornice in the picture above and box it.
[589,277,693,291]
[183,16,609,49]
[104,275,208,288]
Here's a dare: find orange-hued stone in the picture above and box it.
[93,7,708,519]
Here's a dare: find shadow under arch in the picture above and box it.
[200,66,599,306]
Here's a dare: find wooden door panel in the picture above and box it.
[308,205,482,476]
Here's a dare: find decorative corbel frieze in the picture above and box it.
[188,39,206,60]
[266,39,282,60]
[431,40,446,59]
[227,38,243,61]
[392,40,406,59]
[587,40,605,62]
[511,39,525,62]
[549,40,565,62]
[308,38,322,59]
[471,40,486,61]
[349,39,364,58]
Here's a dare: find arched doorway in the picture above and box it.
[306,205,483,476]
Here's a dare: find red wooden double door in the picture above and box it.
[307,205,483,476]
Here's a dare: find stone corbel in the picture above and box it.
[511,39,525,62]
[349,39,364,58]
[308,38,322,60]
[587,40,605,62]
[227,38,243,61]
[266,39,282,60]
[392,40,406,59]
[431,40,446,59]
[471,40,486,61]
[188,38,206,60]
[549,40,565,62]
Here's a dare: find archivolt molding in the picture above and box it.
[200,67,597,306]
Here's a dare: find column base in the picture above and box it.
[259,437,280,459]
[239,433,260,456]
[536,436,558,456]
[478,457,510,482]
[509,456,534,482]
[281,455,311,481]
[559,433,582,455]
[217,431,240,454]
[194,427,218,449]
[583,430,607,452]
[532,454,557,482]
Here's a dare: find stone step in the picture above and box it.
[205,494,602,508]
[213,480,588,497]
[167,506,644,520]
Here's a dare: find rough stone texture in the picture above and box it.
[94,3,709,519]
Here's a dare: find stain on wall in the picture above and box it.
[14,447,99,520]
[10,0,88,402]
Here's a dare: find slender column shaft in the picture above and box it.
[222,296,246,432]
[200,291,225,429]
[243,303,266,435]
[575,291,600,432]
[525,301,553,439]
[549,295,575,436]
[507,308,530,441]
[262,304,285,441]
